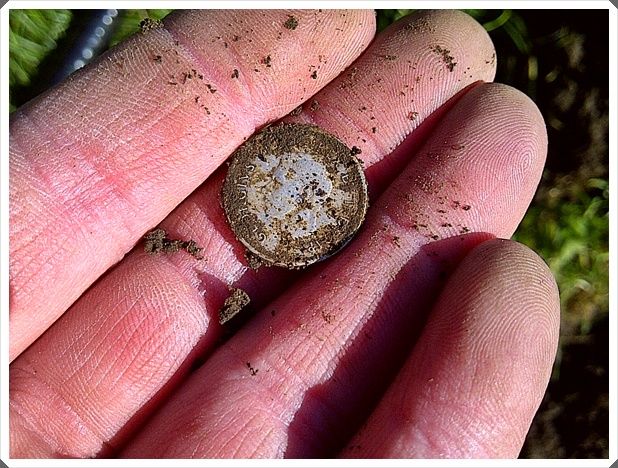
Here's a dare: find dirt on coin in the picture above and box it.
[222,123,368,269]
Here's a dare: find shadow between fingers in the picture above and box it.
[283,232,494,458]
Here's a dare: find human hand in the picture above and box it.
[9,10,559,458]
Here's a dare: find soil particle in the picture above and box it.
[404,18,435,34]
[139,18,163,33]
[206,84,217,93]
[231,69,239,79]
[245,250,265,269]
[339,67,359,89]
[262,55,272,67]
[321,311,334,324]
[284,15,299,30]
[289,105,303,116]
[143,228,204,259]
[310,100,320,111]
[184,240,203,258]
[219,288,251,325]
[407,111,419,120]
[462,204,471,211]
[432,45,457,72]
[311,70,318,79]
[246,362,259,376]
[350,146,362,156]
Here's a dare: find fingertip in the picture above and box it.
[289,9,497,169]
[380,80,549,239]
[475,81,548,158]
[436,238,560,455]
[342,237,560,458]
[457,237,560,361]
[429,237,560,454]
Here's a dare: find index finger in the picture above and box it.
[9,9,376,361]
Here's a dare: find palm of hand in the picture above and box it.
[9,10,559,458]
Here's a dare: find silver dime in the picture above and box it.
[222,123,368,269]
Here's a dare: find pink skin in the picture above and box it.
[120,81,551,458]
[9,10,559,459]
[341,239,560,458]
[9,9,375,362]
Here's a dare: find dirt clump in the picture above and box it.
[139,18,163,33]
[284,15,299,30]
[432,45,457,72]
[143,228,203,259]
[219,288,251,325]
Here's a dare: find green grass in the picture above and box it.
[9,9,72,88]
[513,176,609,335]
[9,9,72,112]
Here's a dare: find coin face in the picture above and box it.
[222,123,368,269]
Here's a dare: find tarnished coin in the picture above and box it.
[222,123,368,269]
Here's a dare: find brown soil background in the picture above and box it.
[481,10,609,458]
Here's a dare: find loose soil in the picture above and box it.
[143,228,203,259]
[219,288,251,325]
[139,18,163,33]
[283,15,299,30]
[432,45,457,72]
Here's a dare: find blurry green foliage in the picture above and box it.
[513,178,609,334]
[9,9,72,88]
[9,9,72,111]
